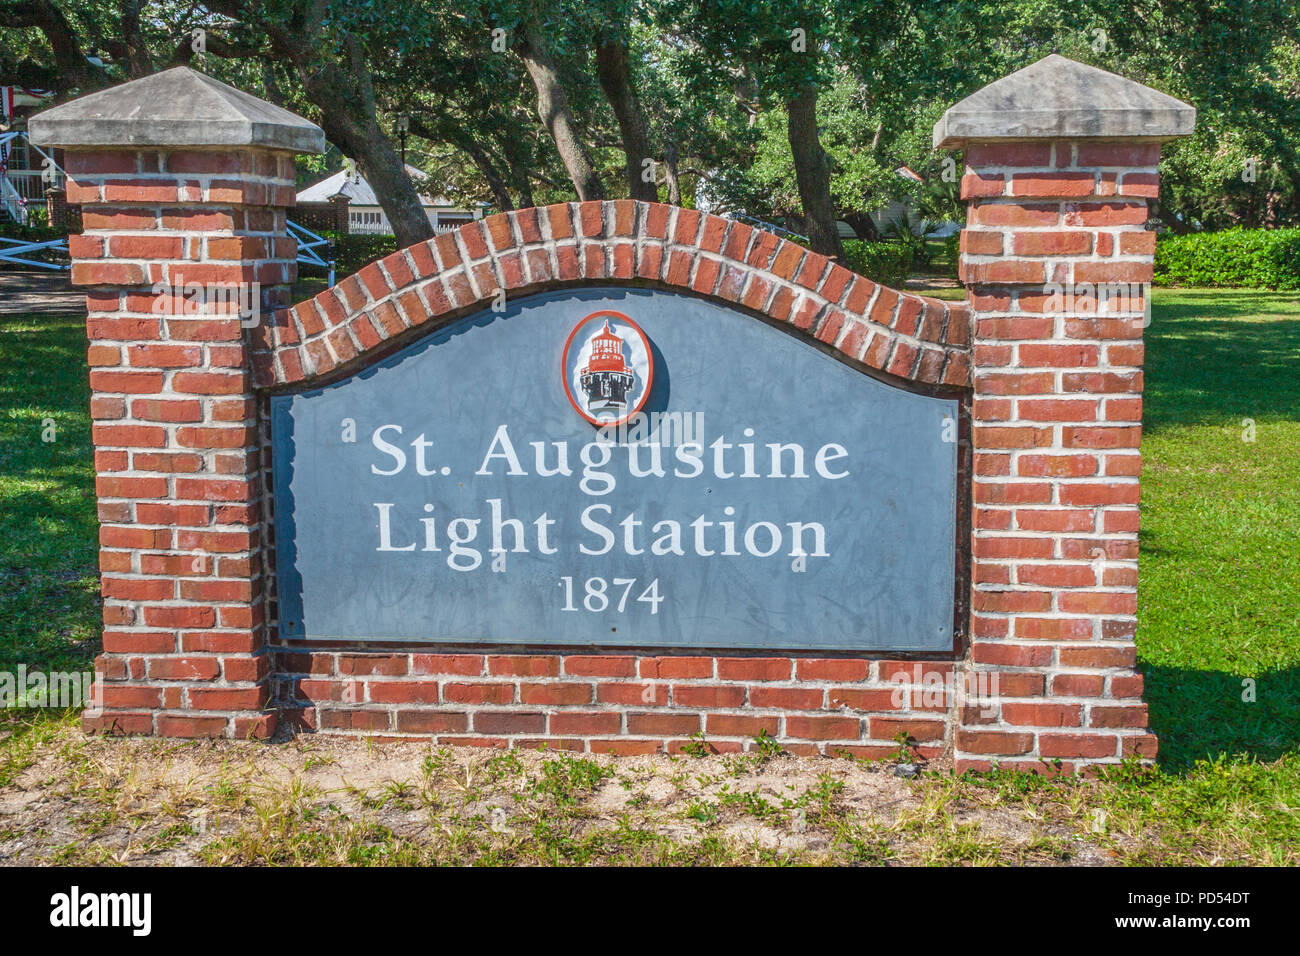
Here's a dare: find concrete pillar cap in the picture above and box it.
[29,66,325,154]
[934,54,1195,149]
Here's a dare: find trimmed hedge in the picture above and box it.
[842,239,913,289]
[0,222,67,242]
[1154,227,1300,290]
[315,230,400,277]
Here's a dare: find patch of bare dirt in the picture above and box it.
[0,730,1114,866]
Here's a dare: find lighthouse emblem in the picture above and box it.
[561,310,654,427]
[580,321,635,415]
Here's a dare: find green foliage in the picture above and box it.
[533,756,615,805]
[751,729,784,760]
[0,222,67,242]
[892,731,921,763]
[842,239,912,288]
[680,732,711,758]
[319,231,400,277]
[879,216,933,267]
[1102,3,1300,230]
[6,1,1300,232]
[21,205,50,228]
[939,233,960,274]
[484,750,525,782]
[1154,228,1300,290]
[682,798,719,824]
[737,73,899,225]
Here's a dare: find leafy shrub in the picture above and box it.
[842,239,912,289]
[1154,227,1300,290]
[940,232,961,275]
[0,222,67,242]
[316,231,400,277]
[22,205,50,229]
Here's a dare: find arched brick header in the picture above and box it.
[251,201,972,390]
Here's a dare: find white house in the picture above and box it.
[296,165,486,235]
[2,87,62,224]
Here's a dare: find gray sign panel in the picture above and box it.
[272,287,958,651]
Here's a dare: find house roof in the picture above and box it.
[296,165,463,208]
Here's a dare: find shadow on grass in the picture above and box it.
[1141,292,1299,771]
[1145,292,1300,431]
[1144,663,1300,772]
[0,314,100,674]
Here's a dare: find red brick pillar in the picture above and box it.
[30,68,324,738]
[936,56,1195,771]
[329,193,350,234]
[45,186,77,231]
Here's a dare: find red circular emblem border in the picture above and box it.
[561,309,655,428]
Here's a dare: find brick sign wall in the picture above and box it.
[262,199,971,759]
[31,58,1195,771]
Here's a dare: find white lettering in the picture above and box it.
[814,443,849,479]
[371,425,406,475]
[476,424,527,476]
[580,504,615,555]
[375,503,416,551]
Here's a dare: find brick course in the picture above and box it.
[275,651,962,757]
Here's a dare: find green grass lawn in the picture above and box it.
[1138,290,1300,772]
[0,313,98,677]
[0,286,1296,865]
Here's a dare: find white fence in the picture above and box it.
[347,207,478,236]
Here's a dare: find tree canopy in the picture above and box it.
[4,0,1298,250]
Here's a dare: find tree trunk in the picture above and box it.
[786,85,843,260]
[595,37,657,201]
[7,0,109,93]
[406,114,513,211]
[198,1,430,242]
[663,142,682,206]
[516,18,604,201]
[117,0,153,78]
[452,133,514,211]
[504,144,538,210]
[314,101,433,248]
[841,211,879,241]
[278,33,433,248]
